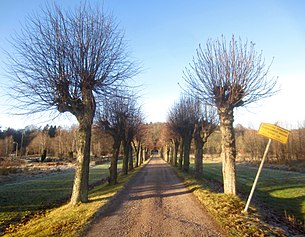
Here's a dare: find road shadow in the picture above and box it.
[85,156,195,220]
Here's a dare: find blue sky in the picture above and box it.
[1,0,305,129]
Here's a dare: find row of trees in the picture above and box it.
[235,124,305,162]
[165,97,218,178]
[3,121,304,165]
[160,123,305,164]
[162,36,278,196]
[5,3,144,205]
[0,125,104,159]
[4,2,279,202]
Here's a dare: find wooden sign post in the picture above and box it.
[243,123,290,213]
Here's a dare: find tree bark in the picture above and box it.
[122,139,129,175]
[194,123,204,178]
[166,144,170,163]
[140,145,144,165]
[70,118,92,205]
[173,139,179,167]
[219,107,237,195]
[135,145,139,168]
[109,138,120,185]
[183,134,192,172]
[169,145,173,164]
[133,141,141,168]
[179,138,184,169]
[70,86,95,205]
[128,142,134,171]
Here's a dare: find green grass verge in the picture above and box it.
[2,161,145,237]
[174,168,291,236]
[0,161,124,234]
[196,161,305,223]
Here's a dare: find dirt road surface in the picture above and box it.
[83,157,227,237]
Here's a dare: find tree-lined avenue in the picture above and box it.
[84,156,226,237]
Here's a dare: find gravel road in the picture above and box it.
[83,156,227,237]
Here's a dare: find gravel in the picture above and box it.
[84,156,227,237]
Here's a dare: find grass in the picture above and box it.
[175,170,288,236]
[0,162,122,233]
[1,160,144,237]
[194,161,305,223]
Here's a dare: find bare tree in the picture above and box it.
[96,96,126,185]
[97,93,143,182]
[7,3,138,204]
[167,96,197,172]
[132,123,145,168]
[184,35,277,194]
[158,123,176,165]
[121,95,144,174]
[193,103,218,178]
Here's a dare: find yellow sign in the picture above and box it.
[258,123,290,144]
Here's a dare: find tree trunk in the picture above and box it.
[134,141,140,168]
[122,139,129,175]
[219,107,237,195]
[70,119,92,205]
[140,145,144,164]
[179,138,184,169]
[109,138,120,185]
[160,147,164,159]
[166,145,170,163]
[169,145,173,164]
[194,123,204,178]
[128,142,134,171]
[173,139,179,167]
[183,132,193,172]
[70,86,95,205]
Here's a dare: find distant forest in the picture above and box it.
[1,122,304,165]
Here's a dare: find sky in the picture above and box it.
[1,0,305,130]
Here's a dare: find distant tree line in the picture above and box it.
[158,121,305,165]
[2,121,303,163]
[0,122,163,164]
[234,124,305,162]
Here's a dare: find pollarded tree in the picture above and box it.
[121,95,144,173]
[184,35,277,195]
[167,96,198,172]
[97,92,143,182]
[158,123,176,164]
[7,3,138,204]
[193,103,218,178]
[132,123,145,167]
[96,96,126,185]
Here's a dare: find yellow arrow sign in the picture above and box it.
[258,123,290,144]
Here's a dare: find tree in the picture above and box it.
[158,123,175,164]
[97,92,143,183]
[167,96,197,171]
[97,96,125,185]
[184,35,277,194]
[7,3,137,205]
[193,103,218,178]
[132,124,145,167]
[120,94,144,174]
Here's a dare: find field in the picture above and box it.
[192,160,305,223]
[0,162,113,232]
[1,158,304,236]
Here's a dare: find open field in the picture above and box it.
[2,157,304,236]
[2,163,142,237]
[191,161,305,223]
[0,162,116,233]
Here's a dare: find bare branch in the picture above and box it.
[183,35,278,110]
[6,2,139,116]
